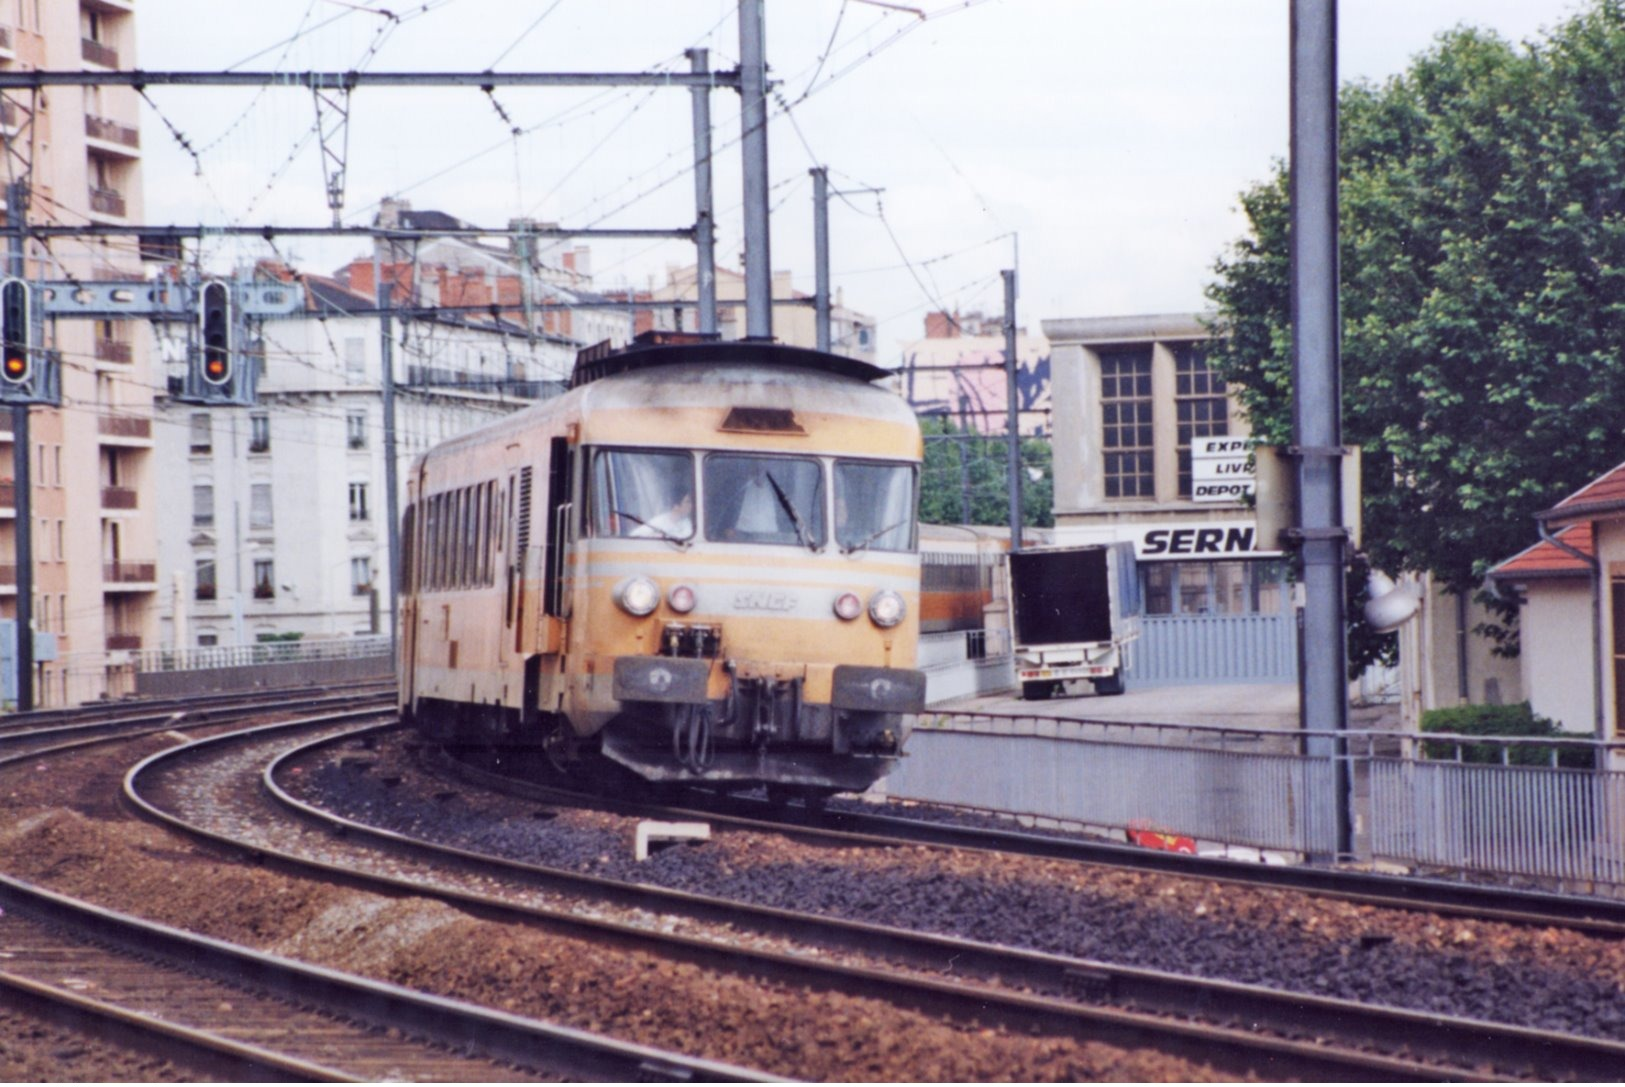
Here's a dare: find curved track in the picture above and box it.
[0,691,763,1083]
[139,718,1625,1082]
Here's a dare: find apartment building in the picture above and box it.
[1,0,152,706]
[616,263,879,366]
[154,268,578,649]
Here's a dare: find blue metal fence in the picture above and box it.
[1125,612,1297,685]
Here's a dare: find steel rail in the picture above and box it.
[0,688,396,763]
[6,705,766,1083]
[0,958,356,1082]
[0,874,764,1083]
[130,717,1595,1081]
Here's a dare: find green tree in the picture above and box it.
[1207,2,1625,664]
[918,416,1053,529]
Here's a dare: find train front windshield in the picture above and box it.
[589,447,917,552]
[834,460,916,554]
[704,454,826,547]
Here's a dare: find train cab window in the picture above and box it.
[704,454,825,549]
[589,449,695,542]
[835,460,917,554]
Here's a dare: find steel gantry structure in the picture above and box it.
[0,1,779,707]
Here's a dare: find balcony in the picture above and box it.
[104,560,156,586]
[101,485,137,510]
[89,186,128,219]
[106,632,142,651]
[86,115,140,156]
[82,38,119,69]
[98,413,152,447]
[95,338,133,364]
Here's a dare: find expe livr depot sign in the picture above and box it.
[1191,437,1254,502]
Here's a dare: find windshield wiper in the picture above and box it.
[612,508,690,547]
[840,519,910,556]
[764,473,820,552]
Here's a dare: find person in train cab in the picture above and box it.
[631,489,694,539]
[730,464,787,539]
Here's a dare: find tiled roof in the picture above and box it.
[1539,459,1625,522]
[1489,523,1593,581]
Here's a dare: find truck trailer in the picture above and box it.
[1006,543,1141,700]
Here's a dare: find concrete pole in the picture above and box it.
[812,167,830,352]
[1003,269,1022,549]
[687,48,718,336]
[374,251,401,661]
[738,0,772,340]
[1290,0,1352,858]
[8,180,31,710]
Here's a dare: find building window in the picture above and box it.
[195,558,217,600]
[1174,343,1229,499]
[1100,347,1154,498]
[189,413,211,454]
[1141,560,1286,616]
[349,482,369,522]
[347,411,367,450]
[192,484,214,527]
[249,483,273,529]
[198,632,218,647]
[253,559,275,599]
[249,413,270,453]
[344,337,366,377]
[351,556,372,595]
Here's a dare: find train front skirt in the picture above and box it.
[606,657,926,790]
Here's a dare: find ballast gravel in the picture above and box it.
[292,732,1625,1044]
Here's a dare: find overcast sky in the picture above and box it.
[133,0,1588,355]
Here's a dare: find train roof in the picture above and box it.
[570,336,892,388]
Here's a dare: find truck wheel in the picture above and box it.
[1094,671,1126,696]
[1021,681,1054,701]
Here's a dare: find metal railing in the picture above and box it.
[103,561,156,583]
[81,38,119,68]
[894,714,1625,896]
[85,114,140,149]
[88,185,127,218]
[101,485,137,510]
[131,636,391,674]
[98,413,150,439]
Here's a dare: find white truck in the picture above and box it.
[1006,542,1141,700]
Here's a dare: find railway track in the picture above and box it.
[447,745,1625,940]
[130,717,1625,1081]
[0,872,762,1082]
[0,683,397,761]
[0,696,765,1083]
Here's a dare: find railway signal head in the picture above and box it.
[1,277,31,387]
[200,280,232,386]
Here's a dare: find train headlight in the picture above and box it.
[668,584,697,614]
[868,589,906,628]
[833,591,863,621]
[616,576,661,617]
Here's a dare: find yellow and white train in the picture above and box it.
[400,335,926,796]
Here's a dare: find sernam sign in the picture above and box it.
[1135,522,1280,560]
